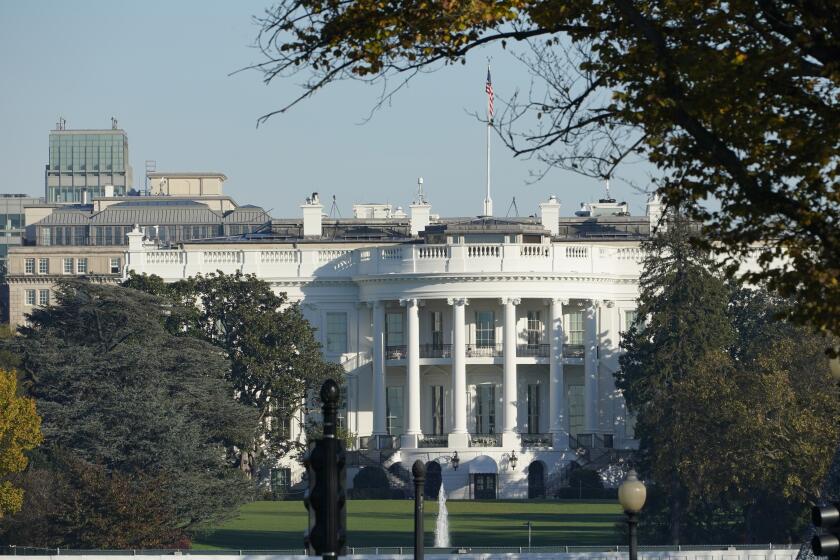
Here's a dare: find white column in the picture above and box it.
[584,300,599,433]
[371,301,387,440]
[549,298,569,449]
[402,298,421,448]
[448,297,469,447]
[502,297,520,447]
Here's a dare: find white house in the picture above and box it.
[124,189,661,500]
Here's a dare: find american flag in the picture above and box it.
[486,67,494,122]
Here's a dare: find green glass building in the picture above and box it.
[45,128,133,203]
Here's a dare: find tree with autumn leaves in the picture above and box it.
[0,368,41,518]
[251,0,840,340]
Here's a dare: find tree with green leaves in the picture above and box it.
[251,0,840,339]
[1,281,257,546]
[0,368,42,518]
[617,213,735,544]
[124,271,344,476]
[618,217,840,543]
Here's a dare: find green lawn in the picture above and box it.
[193,500,623,550]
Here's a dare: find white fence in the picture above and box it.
[3,546,803,560]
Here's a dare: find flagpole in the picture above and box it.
[483,63,493,217]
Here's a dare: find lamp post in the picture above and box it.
[412,460,426,560]
[618,470,646,560]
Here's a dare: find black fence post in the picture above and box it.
[413,460,426,560]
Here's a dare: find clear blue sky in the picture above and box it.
[0,0,656,218]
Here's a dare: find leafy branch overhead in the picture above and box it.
[253,0,840,338]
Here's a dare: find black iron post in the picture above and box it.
[626,511,638,560]
[412,460,426,560]
[321,380,340,560]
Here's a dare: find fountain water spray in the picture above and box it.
[434,485,451,548]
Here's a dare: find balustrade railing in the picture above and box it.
[385,345,407,360]
[516,344,550,357]
[466,244,501,258]
[565,246,589,259]
[519,245,550,257]
[418,434,448,448]
[522,433,553,448]
[469,433,502,447]
[420,344,452,358]
[380,247,403,260]
[465,344,504,357]
[563,344,585,358]
[417,245,448,259]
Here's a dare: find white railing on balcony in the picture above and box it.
[260,250,298,264]
[204,251,240,264]
[520,245,550,258]
[381,247,402,260]
[130,241,643,280]
[565,246,589,259]
[145,251,182,264]
[467,244,501,258]
[319,249,351,262]
[418,245,448,259]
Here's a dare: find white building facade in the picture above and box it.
[124,192,658,500]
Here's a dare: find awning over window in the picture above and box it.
[468,455,498,474]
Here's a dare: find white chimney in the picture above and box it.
[81,189,89,205]
[301,192,324,237]
[646,193,665,232]
[127,224,144,251]
[104,184,115,198]
[539,195,561,237]
[410,176,432,236]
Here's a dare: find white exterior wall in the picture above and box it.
[124,239,643,499]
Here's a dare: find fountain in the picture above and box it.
[434,485,451,548]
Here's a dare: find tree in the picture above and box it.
[0,368,41,517]
[2,281,258,545]
[617,213,735,544]
[252,1,840,338]
[124,271,344,476]
[618,217,840,543]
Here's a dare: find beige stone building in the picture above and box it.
[6,245,123,328]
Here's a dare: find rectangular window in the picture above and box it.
[24,258,34,274]
[386,386,404,436]
[325,312,348,354]
[273,397,292,441]
[385,312,404,347]
[624,310,638,332]
[527,311,542,347]
[77,258,88,274]
[431,385,444,435]
[338,384,347,431]
[63,258,74,274]
[431,311,443,348]
[39,289,49,306]
[568,385,585,436]
[568,311,584,345]
[527,384,540,434]
[109,257,120,274]
[475,384,496,434]
[38,258,49,274]
[25,289,36,305]
[270,467,291,495]
[475,311,495,348]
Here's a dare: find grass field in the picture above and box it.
[193,500,623,550]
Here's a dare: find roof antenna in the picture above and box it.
[506,196,519,217]
[329,194,341,218]
[416,177,426,204]
[604,177,613,201]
